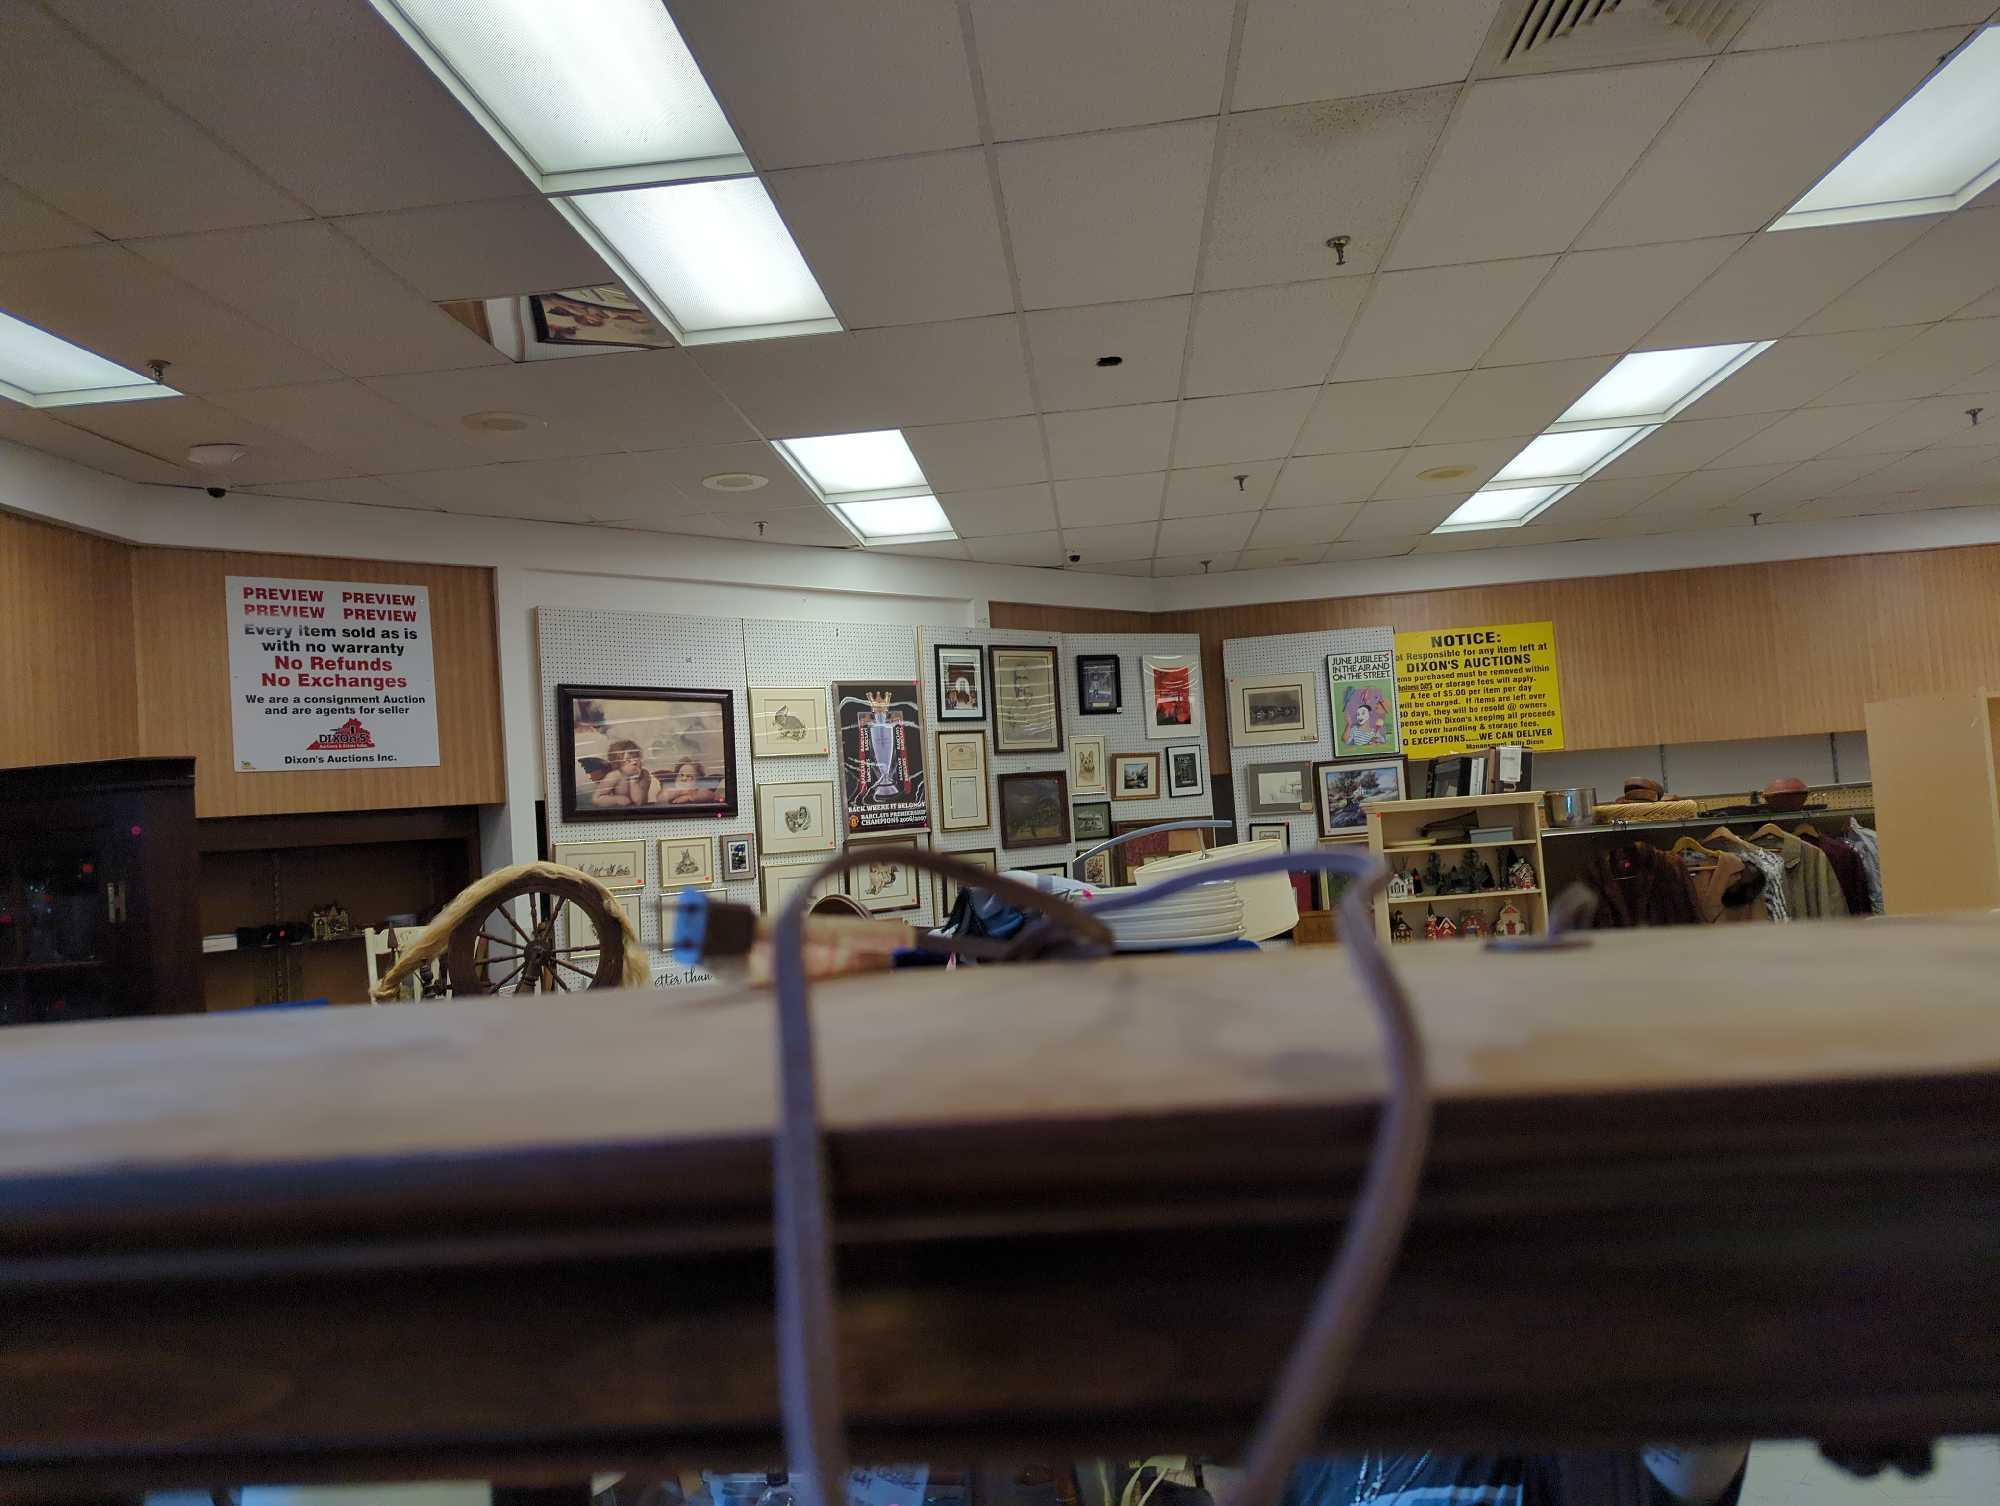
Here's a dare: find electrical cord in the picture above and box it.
[767,843,1432,1506]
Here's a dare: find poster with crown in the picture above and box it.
[833,680,929,835]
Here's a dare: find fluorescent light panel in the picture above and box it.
[834,495,956,544]
[1436,485,1570,532]
[1490,425,1651,486]
[1551,343,1769,430]
[777,430,927,498]
[0,308,177,409]
[1773,27,2000,231]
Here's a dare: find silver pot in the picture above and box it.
[1545,786,1598,828]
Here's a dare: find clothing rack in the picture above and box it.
[1541,806,1874,840]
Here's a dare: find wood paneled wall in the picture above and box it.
[996,543,2000,753]
[0,513,138,768]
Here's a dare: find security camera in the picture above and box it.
[206,485,228,499]
[1068,552,1081,563]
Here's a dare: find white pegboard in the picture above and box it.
[1221,625,1395,851]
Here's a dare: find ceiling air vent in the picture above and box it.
[1482,0,1761,74]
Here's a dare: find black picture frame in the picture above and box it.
[933,643,986,722]
[1075,653,1122,715]
[1072,800,1113,841]
[997,769,1072,849]
[556,684,738,822]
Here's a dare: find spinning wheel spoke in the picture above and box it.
[550,956,596,982]
[497,905,533,945]
[484,957,529,992]
[447,873,627,995]
[547,970,571,992]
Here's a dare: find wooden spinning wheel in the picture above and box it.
[446,870,627,995]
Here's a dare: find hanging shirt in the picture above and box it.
[1682,850,1767,923]
[1280,1453,1744,1506]
[1846,823,1885,913]
[1726,844,1790,922]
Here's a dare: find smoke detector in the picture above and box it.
[460,410,545,432]
[703,471,769,492]
[185,442,247,469]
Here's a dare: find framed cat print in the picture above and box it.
[757,778,838,856]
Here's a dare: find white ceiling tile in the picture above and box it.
[1153,553,1239,577]
[1067,557,1156,577]
[1340,496,1464,538]
[1292,372,1464,454]
[1709,402,1916,467]
[998,121,1215,309]
[1172,387,1317,466]
[209,380,485,475]
[1061,521,1158,562]
[240,477,429,511]
[49,396,354,485]
[906,417,1047,491]
[1807,317,2000,406]
[1203,88,1457,290]
[0,4,305,238]
[1184,280,1367,398]
[0,178,100,256]
[1043,402,1176,479]
[333,199,612,303]
[1388,62,1705,271]
[365,350,752,459]
[1521,488,1640,530]
[1729,0,1991,50]
[1373,439,1519,497]
[126,221,505,380]
[613,442,819,509]
[1797,210,2000,335]
[1958,289,2000,321]
[0,243,336,393]
[767,151,1012,329]
[1164,461,1281,515]
[1323,536,1421,561]
[670,0,979,168]
[45,0,526,217]
[1054,472,1166,527]
[1271,450,1402,508]
[939,483,1058,537]
[1823,390,2000,455]
[875,539,974,559]
[1332,259,1554,381]
[1234,0,1498,110]
[390,458,673,523]
[1735,453,1908,509]
[1549,473,1681,516]
[1157,512,1258,556]
[1418,356,1616,444]
[1642,218,1936,346]
[1830,445,2000,493]
[1025,298,1190,411]
[1238,544,1332,569]
[972,0,1232,138]
[1577,30,1969,247]
[692,317,1032,434]
[1642,464,1798,511]
[1480,238,1745,366]
[674,508,855,548]
[1247,503,1363,547]
[1590,414,1782,479]
[1676,327,1927,419]
[968,530,1066,566]
[0,404,193,485]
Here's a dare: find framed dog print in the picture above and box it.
[1245,759,1313,815]
[936,729,991,832]
[658,836,716,891]
[550,838,643,891]
[939,847,996,914]
[761,861,842,914]
[989,644,1063,753]
[747,686,828,759]
[1072,800,1112,842]
[833,680,928,835]
[1247,820,1292,849]
[1141,655,1203,741]
[757,779,838,856]
[1228,672,1318,748]
[1071,734,1107,797]
[849,834,928,915]
[1111,751,1162,800]
[997,770,1071,848]
[934,644,986,722]
[1166,742,1205,798]
[721,833,756,880]
[1315,758,1405,837]
[558,684,736,821]
[1075,654,1121,715]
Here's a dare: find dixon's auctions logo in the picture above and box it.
[307,717,376,751]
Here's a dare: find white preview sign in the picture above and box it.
[226,575,440,771]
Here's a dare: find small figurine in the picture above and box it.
[1457,909,1486,939]
[1493,902,1526,937]
[1385,869,1413,900]
[1390,911,1416,944]
[1422,852,1443,895]
[1506,851,1537,891]
[1424,906,1458,941]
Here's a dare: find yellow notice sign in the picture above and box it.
[1393,621,1564,757]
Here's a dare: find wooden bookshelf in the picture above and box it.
[1366,791,1548,944]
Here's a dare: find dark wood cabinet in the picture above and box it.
[0,757,200,1025]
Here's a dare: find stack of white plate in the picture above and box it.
[1088,882,1245,951]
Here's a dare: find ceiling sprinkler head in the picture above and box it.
[185,442,247,469]
[1324,234,1352,266]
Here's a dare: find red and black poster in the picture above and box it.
[834,680,929,834]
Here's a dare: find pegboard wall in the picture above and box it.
[1221,625,1396,853]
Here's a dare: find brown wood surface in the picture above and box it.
[0,512,139,769]
[2,920,1999,1483]
[1865,691,2000,915]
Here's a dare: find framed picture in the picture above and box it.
[1247,820,1292,850]
[757,778,839,856]
[721,833,756,880]
[1075,654,1122,715]
[989,644,1064,753]
[1071,734,1107,797]
[1315,758,1406,837]
[1245,759,1314,815]
[572,886,646,960]
[1326,649,1400,758]
[997,769,1072,848]
[747,686,830,759]
[1142,655,1204,741]
[761,860,842,914]
[1228,672,1319,748]
[1111,819,1209,884]
[549,838,644,891]
[1077,849,1115,887]
[658,886,726,936]
[936,729,991,832]
[933,644,987,722]
[1021,863,1071,879]
[833,680,928,835]
[558,684,737,821]
[1166,742,1205,798]
[658,836,716,890]
[1072,800,1113,842]
[1112,751,1162,800]
[939,847,996,914]
[849,835,928,915]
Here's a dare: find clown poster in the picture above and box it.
[1326,650,1399,758]
[833,680,929,835]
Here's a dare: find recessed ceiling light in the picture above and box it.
[1416,464,1475,481]
[1551,342,1771,430]
[1772,26,2000,231]
[702,471,769,493]
[0,308,178,409]
[832,495,956,544]
[1435,484,1570,532]
[1491,426,1652,486]
[460,410,546,432]
[775,429,928,498]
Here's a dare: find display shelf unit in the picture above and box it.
[1864,688,2000,915]
[1366,792,1547,945]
